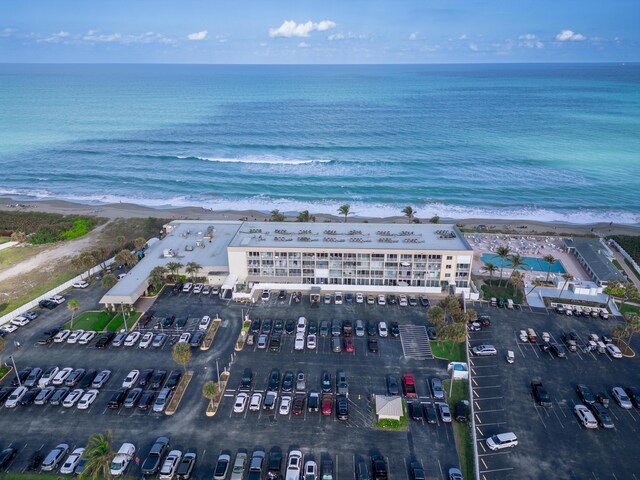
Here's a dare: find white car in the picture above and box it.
[355,292,364,304]
[231,452,248,480]
[574,404,598,428]
[323,294,332,304]
[63,388,84,407]
[110,442,135,477]
[78,330,97,345]
[377,294,386,306]
[249,392,263,411]
[262,289,271,301]
[612,387,633,409]
[306,334,317,349]
[211,286,220,296]
[294,332,305,351]
[51,367,74,385]
[53,330,71,343]
[67,330,85,344]
[4,386,28,408]
[124,331,141,347]
[60,447,85,474]
[486,432,518,451]
[304,461,318,480]
[10,316,29,327]
[296,317,307,333]
[202,285,210,295]
[0,324,18,334]
[399,295,408,306]
[334,292,343,305]
[39,367,60,388]
[279,395,292,415]
[49,295,66,304]
[234,393,249,413]
[286,450,303,480]
[519,330,528,342]
[72,281,89,289]
[77,389,99,409]
[139,332,154,348]
[159,450,182,480]
[117,273,127,280]
[182,282,193,292]
[178,332,192,343]
[606,343,622,359]
[193,283,204,294]
[199,315,211,331]
[378,321,388,337]
[122,369,140,388]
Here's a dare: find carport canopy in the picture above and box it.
[221,273,238,292]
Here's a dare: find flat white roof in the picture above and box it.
[229,222,472,251]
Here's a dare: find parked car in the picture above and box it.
[248,450,266,480]
[41,443,69,471]
[92,369,112,389]
[472,344,497,356]
[141,437,170,475]
[612,387,633,409]
[153,388,172,412]
[606,343,623,358]
[574,404,598,428]
[378,321,388,337]
[438,402,452,422]
[77,389,99,409]
[576,384,596,405]
[286,450,303,480]
[230,451,248,480]
[0,447,17,469]
[213,453,231,480]
[486,432,518,451]
[431,377,445,400]
[371,455,388,480]
[124,331,141,347]
[107,388,129,409]
[176,448,197,479]
[110,443,135,477]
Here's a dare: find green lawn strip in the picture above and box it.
[0,474,65,480]
[65,310,114,331]
[480,279,524,304]
[0,237,10,244]
[612,259,623,271]
[0,244,49,269]
[430,341,467,362]
[372,399,408,431]
[623,258,640,281]
[0,267,79,317]
[443,379,474,480]
[107,311,141,331]
[620,304,640,315]
[0,365,11,380]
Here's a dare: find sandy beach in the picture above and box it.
[1,196,638,237]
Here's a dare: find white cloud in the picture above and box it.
[468,43,478,51]
[327,31,367,41]
[1,27,15,38]
[555,29,586,42]
[458,34,468,40]
[409,32,419,41]
[37,31,70,43]
[535,41,544,49]
[187,30,208,41]
[519,34,535,41]
[419,44,440,52]
[268,19,336,38]
[215,35,228,43]
[297,41,309,48]
[518,34,544,49]
[82,30,177,45]
[259,42,268,47]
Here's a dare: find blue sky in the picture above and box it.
[1,0,637,63]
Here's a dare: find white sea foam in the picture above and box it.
[177,154,332,165]
[1,187,638,225]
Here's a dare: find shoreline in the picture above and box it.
[1,196,639,237]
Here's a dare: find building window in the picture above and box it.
[444,273,451,278]
[446,255,453,260]
[445,265,452,269]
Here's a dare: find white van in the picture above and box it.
[574,405,598,428]
[506,299,514,309]
[490,297,497,307]
[472,344,497,356]
[486,432,518,451]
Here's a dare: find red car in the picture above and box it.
[344,336,355,353]
[322,395,333,415]
[402,373,417,397]
[292,394,305,415]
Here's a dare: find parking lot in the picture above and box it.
[0,286,463,478]
[467,302,640,480]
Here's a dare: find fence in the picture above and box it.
[609,240,640,279]
[0,258,114,327]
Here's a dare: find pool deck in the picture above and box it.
[466,233,591,285]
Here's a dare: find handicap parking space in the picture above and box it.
[468,304,640,479]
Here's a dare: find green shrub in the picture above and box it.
[60,218,94,240]
[29,226,62,244]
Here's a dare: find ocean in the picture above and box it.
[0,63,638,224]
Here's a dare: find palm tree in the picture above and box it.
[428,215,440,224]
[402,206,415,223]
[558,273,574,298]
[185,262,201,282]
[172,342,192,374]
[202,380,218,409]
[67,299,80,330]
[543,254,556,282]
[493,246,511,286]
[428,305,445,326]
[101,274,118,289]
[467,308,477,323]
[509,270,524,296]
[134,237,147,251]
[80,431,114,480]
[338,204,351,223]
[81,253,96,281]
[149,266,167,292]
[526,279,546,296]
[166,262,183,282]
[114,250,133,268]
[116,235,126,248]
[623,313,640,344]
[270,209,285,222]
[509,253,526,272]
[481,262,498,281]
[449,322,468,353]
[296,210,315,222]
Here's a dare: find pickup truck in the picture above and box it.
[531,381,552,407]
[401,373,417,398]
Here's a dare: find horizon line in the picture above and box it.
[1,61,638,66]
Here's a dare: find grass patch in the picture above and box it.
[623,258,640,281]
[165,372,193,415]
[620,304,640,315]
[0,244,50,270]
[0,237,10,244]
[108,311,141,331]
[481,279,524,304]
[373,399,408,431]
[0,474,68,480]
[0,365,10,380]
[431,341,467,362]
[443,379,474,480]
[66,310,114,331]
[612,259,623,271]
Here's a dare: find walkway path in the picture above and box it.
[0,241,17,251]
[612,249,640,289]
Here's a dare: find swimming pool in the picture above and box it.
[481,253,567,274]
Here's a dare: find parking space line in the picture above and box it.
[480,467,515,474]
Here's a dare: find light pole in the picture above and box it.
[216,359,220,384]
[9,356,20,387]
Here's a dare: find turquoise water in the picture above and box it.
[0,63,639,224]
[481,253,567,273]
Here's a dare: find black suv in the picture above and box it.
[38,299,57,309]
[141,437,170,475]
[371,455,388,479]
[95,332,115,349]
[150,370,168,389]
[165,371,182,390]
[267,369,280,392]
[336,395,349,420]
